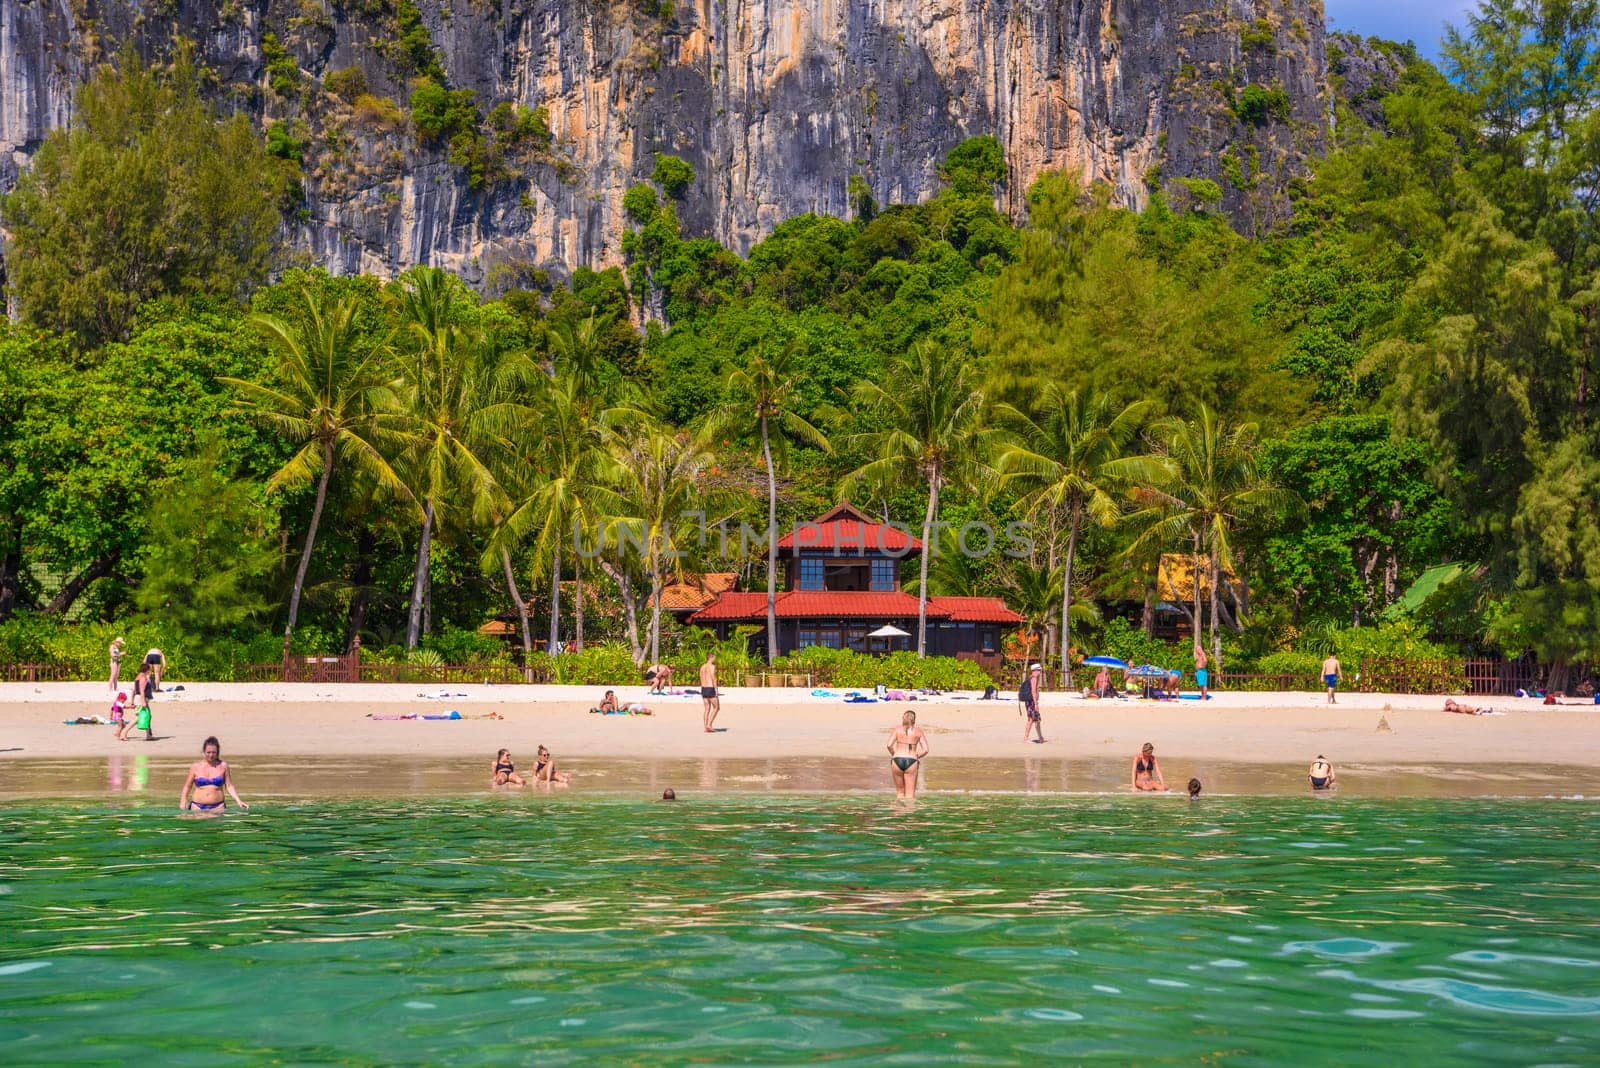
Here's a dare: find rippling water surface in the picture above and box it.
[2,796,1598,1063]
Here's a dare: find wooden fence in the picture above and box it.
[244,657,546,685]
[0,662,80,683]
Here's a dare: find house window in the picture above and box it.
[981,629,997,653]
[820,630,842,649]
[798,629,818,649]
[870,558,897,591]
[799,558,824,591]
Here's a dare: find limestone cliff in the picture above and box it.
[0,0,1331,285]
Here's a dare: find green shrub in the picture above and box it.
[325,65,368,104]
[351,93,405,130]
[1253,651,1323,677]
[534,643,644,686]
[1093,618,1191,673]
[623,182,659,223]
[651,153,695,198]
[1240,18,1277,51]
[772,647,993,690]
[1234,84,1291,126]
[264,120,303,163]
[409,78,479,145]
[423,625,513,666]
[393,0,444,79]
[939,135,1006,197]
[261,32,299,97]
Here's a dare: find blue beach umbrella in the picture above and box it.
[1083,656,1129,670]
[1127,664,1168,677]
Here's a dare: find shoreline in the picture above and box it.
[3,681,1595,799]
[4,755,1598,800]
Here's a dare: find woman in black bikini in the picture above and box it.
[179,736,249,814]
[1132,742,1168,792]
[492,748,526,786]
[887,710,929,799]
[532,745,572,784]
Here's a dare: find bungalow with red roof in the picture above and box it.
[687,503,1023,658]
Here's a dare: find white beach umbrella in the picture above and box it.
[868,624,911,638]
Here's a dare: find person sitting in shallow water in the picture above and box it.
[492,748,526,786]
[533,745,571,784]
[1132,743,1169,792]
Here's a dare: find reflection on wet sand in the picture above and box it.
[4,755,1598,799]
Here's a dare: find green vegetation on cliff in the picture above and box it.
[0,2,1596,687]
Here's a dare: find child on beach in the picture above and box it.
[109,692,128,733]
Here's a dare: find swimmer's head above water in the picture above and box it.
[661,788,676,801]
[1187,778,1202,798]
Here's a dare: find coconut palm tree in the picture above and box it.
[489,370,616,656]
[602,427,724,665]
[842,343,997,657]
[995,386,1159,686]
[546,308,616,400]
[390,268,502,649]
[1129,406,1296,671]
[714,340,830,664]
[221,287,407,657]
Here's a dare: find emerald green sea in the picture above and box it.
[2,796,1597,1064]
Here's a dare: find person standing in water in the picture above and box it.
[887,709,929,799]
[699,651,720,732]
[179,736,249,813]
[1322,654,1341,704]
[1309,755,1337,790]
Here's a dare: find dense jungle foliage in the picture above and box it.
[1,1,1595,688]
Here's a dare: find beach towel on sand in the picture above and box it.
[63,716,113,725]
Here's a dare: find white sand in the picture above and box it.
[3,681,1594,766]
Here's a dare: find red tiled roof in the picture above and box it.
[660,572,739,611]
[775,502,921,552]
[929,596,1026,624]
[688,590,950,623]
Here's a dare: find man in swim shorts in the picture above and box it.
[1194,645,1209,699]
[1309,755,1336,790]
[699,651,720,732]
[1321,654,1341,705]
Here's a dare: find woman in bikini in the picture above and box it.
[887,710,929,799]
[1131,742,1169,792]
[179,736,249,814]
[532,745,572,784]
[491,748,526,786]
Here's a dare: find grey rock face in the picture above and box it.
[1,0,1332,284]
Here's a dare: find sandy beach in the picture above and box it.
[2,681,1596,797]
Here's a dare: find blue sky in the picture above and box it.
[1322,0,1478,57]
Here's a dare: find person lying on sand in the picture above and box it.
[492,748,526,786]
[1444,698,1485,715]
[533,745,572,784]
